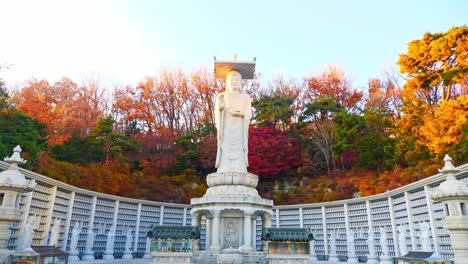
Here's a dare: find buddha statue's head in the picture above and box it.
[226,70,242,92]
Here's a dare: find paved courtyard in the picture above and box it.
[77,259,342,264]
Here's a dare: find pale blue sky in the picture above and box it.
[0,0,467,90]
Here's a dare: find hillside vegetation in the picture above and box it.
[1,26,467,204]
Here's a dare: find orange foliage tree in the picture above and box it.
[112,67,221,137]
[397,26,468,163]
[16,77,106,145]
[304,65,363,110]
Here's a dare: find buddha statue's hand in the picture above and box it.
[231,110,244,117]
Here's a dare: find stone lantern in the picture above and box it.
[0,145,36,261]
[432,154,468,263]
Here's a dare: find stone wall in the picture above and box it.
[1,161,467,260]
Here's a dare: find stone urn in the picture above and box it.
[217,248,242,264]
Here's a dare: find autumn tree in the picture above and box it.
[112,68,221,136]
[451,124,468,163]
[248,127,301,180]
[397,26,468,163]
[398,26,468,104]
[261,76,306,123]
[366,76,403,124]
[300,96,343,175]
[16,77,106,145]
[130,130,177,174]
[304,65,363,110]
[419,95,468,159]
[190,68,218,127]
[360,78,400,170]
[76,77,108,133]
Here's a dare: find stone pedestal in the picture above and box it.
[102,251,114,260]
[122,250,133,259]
[366,255,379,264]
[347,254,359,263]
[307,255,318,263]
[191,172,273,263]
[0,221,17,262]
[379,256,393,264]
[328,253,340,263]
[81,251,95,261]
[68,250,80,262]
[447,229,468,263]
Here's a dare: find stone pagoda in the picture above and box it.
[0,146,36,261]
[190,55,273,263]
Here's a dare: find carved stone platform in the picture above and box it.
[191,171,273,264]
[206,172,258,188]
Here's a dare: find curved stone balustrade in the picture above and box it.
[0,161,467,261]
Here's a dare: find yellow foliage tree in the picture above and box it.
[398,26,468,104]
[420,95,468,156]
[397,26,468,163]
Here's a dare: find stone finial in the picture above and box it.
[4,145,27,166]
[439,154,459,174]
[433,154,468,198]
[232,53,237,60]
[0,145,35,189]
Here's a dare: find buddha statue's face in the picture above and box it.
[226,71,242,92]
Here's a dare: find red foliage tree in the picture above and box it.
[248,127,301,180]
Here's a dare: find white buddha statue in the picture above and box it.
[48,218,61,247]
[69,221,81,252]
[18,215,35,251]
[215,70,252,173]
